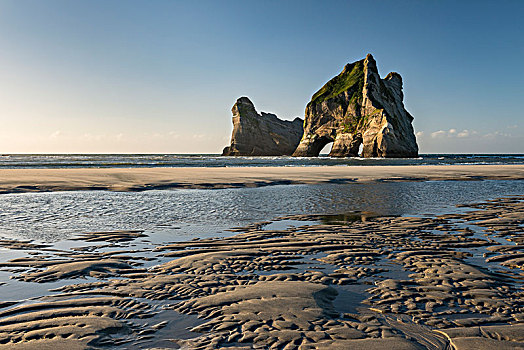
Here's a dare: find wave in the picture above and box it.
[0,154,522,169]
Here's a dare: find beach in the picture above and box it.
[2,0,522,348]
[0,166,522,349]
[1,164,523,193]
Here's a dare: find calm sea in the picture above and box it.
[0,153,523,168]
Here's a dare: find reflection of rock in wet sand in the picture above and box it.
[0,196,522,349]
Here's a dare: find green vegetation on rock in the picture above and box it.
[309,59,365,105]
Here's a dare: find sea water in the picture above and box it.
[0,153,522,168]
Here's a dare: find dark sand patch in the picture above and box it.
[70,231,147,243]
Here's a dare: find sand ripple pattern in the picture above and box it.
[0,196,522,349]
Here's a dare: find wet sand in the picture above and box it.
[0,164,523,193]
[0,195,522,349]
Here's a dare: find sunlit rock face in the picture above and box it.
[293,54,418,158]
[222,97,304,156]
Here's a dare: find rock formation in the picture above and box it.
[222,97,304,156]
[293,54,418,157]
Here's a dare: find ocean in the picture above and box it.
[0,153,523,168]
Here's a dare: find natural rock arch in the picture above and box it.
[293,54,418,158]
[302,135,333,156]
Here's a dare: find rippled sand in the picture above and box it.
[0,195,522,349]
[0,164,523,193]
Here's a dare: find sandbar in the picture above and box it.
[0,164,523,194]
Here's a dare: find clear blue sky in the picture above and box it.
[0,0,522,153]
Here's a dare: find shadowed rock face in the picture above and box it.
[222,97,304,156]
[293,54,418,158]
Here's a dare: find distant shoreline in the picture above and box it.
[0,164,523,194]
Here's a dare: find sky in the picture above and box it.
[0,0,522,154]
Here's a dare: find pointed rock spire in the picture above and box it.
[222,97,304,156]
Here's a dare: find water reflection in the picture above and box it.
[319,211,384,225]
